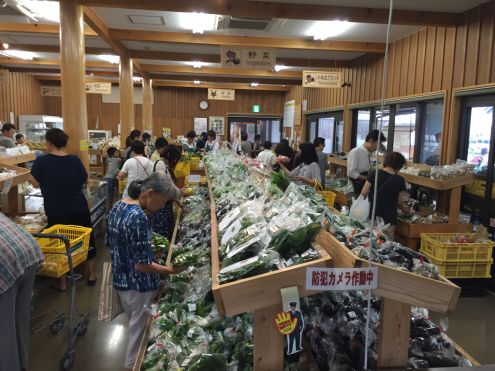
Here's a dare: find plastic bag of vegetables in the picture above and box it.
[173,253,198,267]
[217,250,280,284]
[186,353,228,371]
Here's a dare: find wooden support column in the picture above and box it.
[253,304,284,371]
[59,0,88,171]
[448,187,462,223]
[142,77,153,134]
[377,298,411,370]
[119,55,135,148]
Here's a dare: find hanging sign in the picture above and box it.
[41,86,62,96]
[221,46,276,71]
[283,100,295,128]
[208,88,235,101]
[306,267,378,291]
[0,69,9,84]
[86,82,111,94]
[302,71,342,88]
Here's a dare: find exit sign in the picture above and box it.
[253,105,260,113]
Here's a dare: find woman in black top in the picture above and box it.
[361,152,410,241]
[274,142,295,171]
[30,129,97,291]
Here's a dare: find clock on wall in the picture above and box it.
[199,100,209,110]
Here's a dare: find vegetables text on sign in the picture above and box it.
[305,267,378,291]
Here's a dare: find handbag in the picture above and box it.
[98,262,124,322]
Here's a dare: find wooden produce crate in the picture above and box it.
[206,170,334,318]
[0,152,36,165]
[0,163,31,191]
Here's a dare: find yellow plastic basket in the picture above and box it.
[119,179,127,195]
[425,254,493,278]
[190,157,200,170]
[316,190,336,208]
[174,161,191,178]
[36,225,92,278]
[420,233,494,262]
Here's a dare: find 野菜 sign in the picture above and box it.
[306,267,378,291]
[208,88,235,101]
[221,46,276,71]
[302,71,342,88]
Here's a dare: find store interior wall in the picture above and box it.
[288,0,495,155]
[0,72,44,122]
[40,85,286,140]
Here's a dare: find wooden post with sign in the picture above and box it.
[59,0,89,171]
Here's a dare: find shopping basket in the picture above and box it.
[174,161,191,178]
[36,225,92,278]
[119,179,127,194]
[420,233,494,262]
[425,255,493,278]
[316,190,337,208]
[189,157,200,170]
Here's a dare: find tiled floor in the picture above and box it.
[26,229,495,370]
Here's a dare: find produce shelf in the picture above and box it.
[400,172,475,191]
[0,152,36,165]
[0,163,31,192]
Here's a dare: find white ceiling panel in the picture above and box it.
[121,40,220,55]
[246,0,489,13]
[95,8,422,43]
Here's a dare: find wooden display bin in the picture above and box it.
[0,152,36,165]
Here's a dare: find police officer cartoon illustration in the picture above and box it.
[287,301,304,355]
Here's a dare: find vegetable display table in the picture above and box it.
[0,154,35,217]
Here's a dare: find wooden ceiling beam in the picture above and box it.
[76,0,459,27]
[153,81,290,91]
[149,73,299,85]
[7,67,61,74]
[142,64,303,78]
[0,22,97,36]
[0,57,116,68]
[109,29,385,53]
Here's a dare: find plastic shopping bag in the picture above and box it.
[349,195,370,223]
[98,262,124,321]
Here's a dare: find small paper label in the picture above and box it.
[187,329,194,338]
[176,345,182,353]
[289,192,296,200]
[147,343,156,352]
[301,248,314,257]
[221,219,243,245]
[219,255,260,274]
[277,261,287,270]
[218,331,224,340]
[188,303,197,312]
[285,258,294,267]
[270,225,279,234]
[266,211,273,217]
[247,228,255,236]
[348,311,357,319]
[1,177,13,195]
[219,207,240,231]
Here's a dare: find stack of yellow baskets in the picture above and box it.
[419,233,494,278]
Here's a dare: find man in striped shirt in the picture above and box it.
[0,213,45,371]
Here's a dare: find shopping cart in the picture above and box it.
[30,232,92,370]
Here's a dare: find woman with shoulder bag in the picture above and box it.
[117,141,153,200]
[276,142,322,189]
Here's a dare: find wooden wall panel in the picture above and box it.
[42,86,286,141]
[0,72,43,124]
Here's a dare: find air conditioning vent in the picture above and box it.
[128,15,165,25]
[229,16,272,30]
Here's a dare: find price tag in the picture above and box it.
[269,225,279,234]
[219,207,240,231]
[221,219,243,245]
[1,177,13,195]
[277,261,287,270]
[188,303,197,312]
[147,343,156,352]
[285,258,294,267]
[348,311,357,319]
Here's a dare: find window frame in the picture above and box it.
[306,110,344,152]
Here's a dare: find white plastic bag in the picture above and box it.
[349,195,370,222]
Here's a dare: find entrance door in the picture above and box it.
[228,117,282,153]
[457,95,495,238]
[306,111,344,154]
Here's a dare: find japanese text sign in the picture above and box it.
[302,71,341,88]
[221,46,276,71]
[208,88,235,101]
[306,267,378,291]
[86,82,111,94]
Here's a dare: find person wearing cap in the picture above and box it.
[287,301,304,355]
[345,129,386,207]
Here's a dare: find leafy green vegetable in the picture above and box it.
[269,170,291,192]
[173,253,198,267]
[171,273,190,283]
[186,354,227,371]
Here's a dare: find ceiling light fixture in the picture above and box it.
[309,21,351,40]
[2,43,9,49]
[194,81,200,84]
[251,83,259,87]
[193,62,202,69]
[17,1,60,23]
[275,65,285,72]
[0,50,34,60]
[99,54,120,64]
[180,12,216,34]
[133,77,142,82]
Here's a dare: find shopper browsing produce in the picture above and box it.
[360,152,410,241]
[205,130,220,152]
[277,142,321,188]
[240,131,252,157]
[0,123,16,148]
[151,137,168,162]
[105,173,186,371]
[274,141,295,171]
[118,141,153,200]
[314,137,330,187]
[102,146,122,207]
[0,214,44,371]
[183,130,197,154]
[142,132,153,158]
[151,145,190,240]
[30,128,97,290]
[253,134,262,157]
[124,129,143,160]
[346,129,386,207]
[257,140,276,169]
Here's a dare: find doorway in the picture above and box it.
[227,116,283,152]
[306,111,344,154]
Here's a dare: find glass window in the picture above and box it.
[420,101,444,165]
[308,121,317,143]
[270,120,281,143]
[394,103,416,161]
[356,110,370,147]
[318,117,335,153]
[467,107,493,169]
[374,106,390,142]
[335,120,344,152]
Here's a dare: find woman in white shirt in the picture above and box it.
[257,140,276,169]
[205,130,220,152]
[117,142,153,199]
[277,142,321,189]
